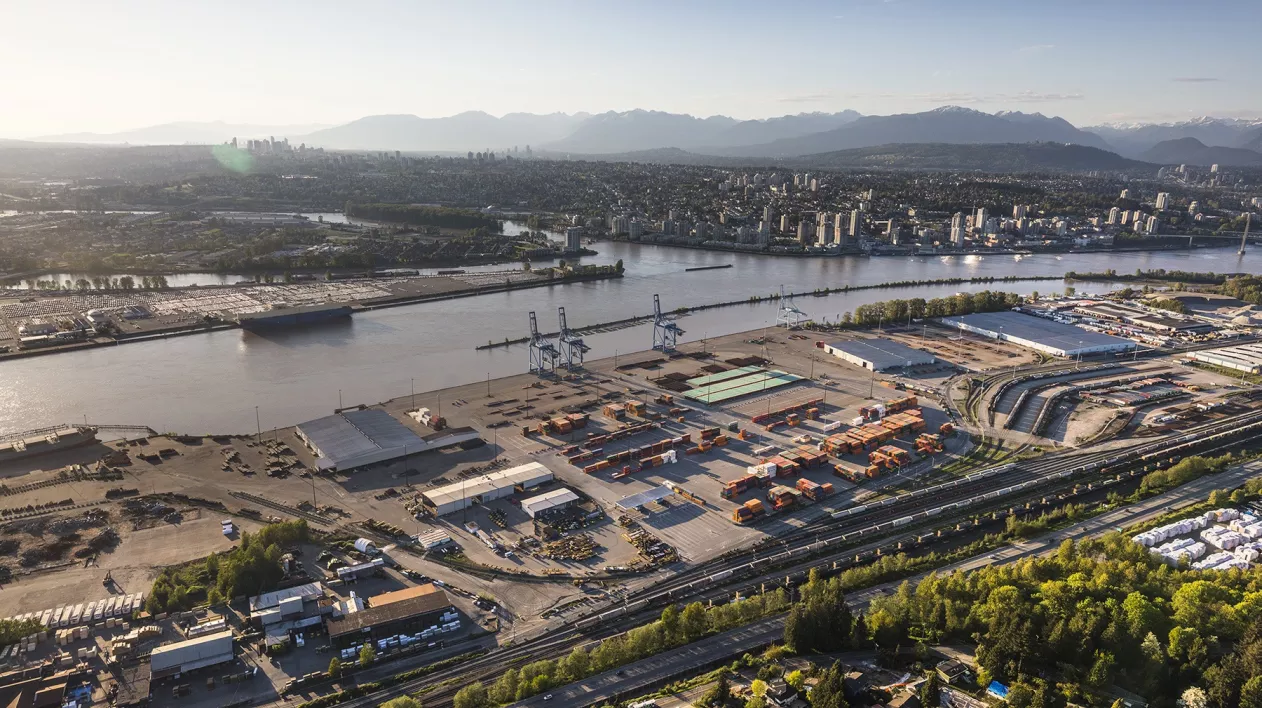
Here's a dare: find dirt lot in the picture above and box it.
[881,322,1041,372]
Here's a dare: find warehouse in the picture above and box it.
[823,338,936,371]
[941,311,1135,357]
[325,584,457,647]
[520,488,580,519]
[1186,343,1262,374]
[421,462,553,516]
[295,409,480,472]
[148,630,235,680]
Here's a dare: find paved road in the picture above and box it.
[512,616,785,707]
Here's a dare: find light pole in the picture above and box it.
[338,389,343,410]
[411,378,415,411]
[255,406,262,443]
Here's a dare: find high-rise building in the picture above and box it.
[809,178,819,192]
[1146,215,1159,234]
[797,221,809,246]
[849,210,861,238]
[834,217,847,246]
[629,220,643,239]
[1107,207,1119,225]
[974,207,988,233]
[565,227,582,252]
[887,220,900,245]
[1156,192,1170,210]
[611,215,630,235]
[951,212,965,247]
[1120,188,1130,199]
[763,206,773,225]
[816,222,831,246]
[1211,164,1220,174]
[1012,204,1029,219]
[780,214,790,232]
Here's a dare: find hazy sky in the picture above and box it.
[3,0,1260,137]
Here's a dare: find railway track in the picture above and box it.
[335,408,1262,708]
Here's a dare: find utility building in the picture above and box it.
[148,631,234,681]
[421,462,553,516]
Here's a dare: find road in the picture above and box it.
[512,616,786,707]
[508,460,1262,707]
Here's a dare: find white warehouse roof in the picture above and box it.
[824,338,936,371]
[942,311,1135,357]
[520,488,580,518]
[422,462,553,515]
[296,409,480,472]
[149,630,234,676]
[249,581,324,614]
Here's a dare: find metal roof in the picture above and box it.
[249,581,324,614]
[826,338,936,369]
[149,631,234,674]
[297,409,428,470]
[422,462,553,509]
[520,488,580,517]
[616,486,675,510]
[327,587,454,639]
[942,311,1134,355]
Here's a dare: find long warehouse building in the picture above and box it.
[941,311,1136,357]
[1186,343,1262,374]
[822,338,936,371]
[421,462,553,516]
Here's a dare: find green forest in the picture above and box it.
[345,203,502,231]
[843,290,1023,326]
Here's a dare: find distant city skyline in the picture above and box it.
[3,0,1260,138]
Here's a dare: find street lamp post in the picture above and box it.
[411,378,415,411]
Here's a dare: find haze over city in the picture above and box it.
[3,0,1261,138]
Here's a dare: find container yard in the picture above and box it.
[0,324,970,637]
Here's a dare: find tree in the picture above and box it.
[920,670,941,706]
[380,698,422,708]
[327,656,341,678]
[750,679,768,697]
[359,643,376,667]
[810,662,848,708]
[660,604,680,642]
[699,671,731,707]
[1241,676,1262,708]
[119,275,135,290]
[1179,687,1208,708]
[453,682,490,708]
[745,697,767,708]
[680,602,708,642]
[785,670,805,691]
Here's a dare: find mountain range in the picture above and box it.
[18,108,1262,171]
[1139,137,1262,167]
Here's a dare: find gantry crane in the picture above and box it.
[652,294,684,353]
[776,284,806,328]
[557,307,590,369]
[527,311,559,374]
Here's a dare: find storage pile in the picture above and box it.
[1134,509,1262,570]
[541,533,597,561]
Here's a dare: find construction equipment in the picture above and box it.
[557,307,590,369]
[652,294,684,353]
[527,311,560,375]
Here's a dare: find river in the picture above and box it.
[0,242,1253,436]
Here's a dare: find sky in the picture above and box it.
[2,0,1260,138]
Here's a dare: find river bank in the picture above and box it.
[0,270,622,363]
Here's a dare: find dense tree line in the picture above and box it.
[844,290,1023,327]
[455,589,791,706]
[1220,275,1262,307]
[1066,268,1232,285]
[146,519,309,613]
[345,203,501,232]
